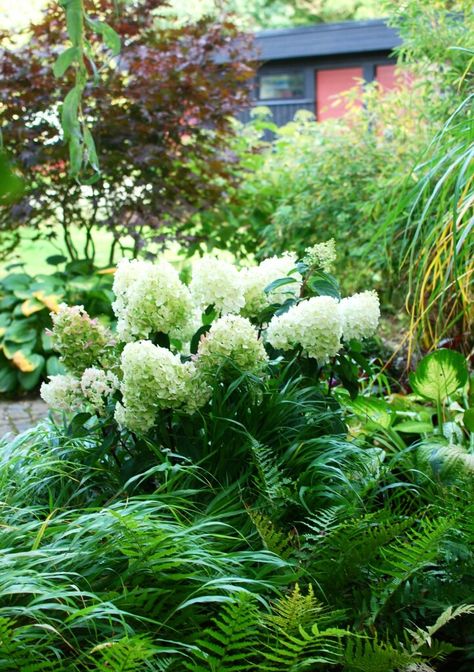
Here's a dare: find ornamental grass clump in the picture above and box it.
[42,243,380,435]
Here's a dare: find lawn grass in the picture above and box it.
[0,226,123,276]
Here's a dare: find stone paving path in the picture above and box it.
[0,399,48,439]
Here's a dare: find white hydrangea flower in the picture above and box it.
[240,252,301,318]
[190,256,245,315]
[116,341,209,433]
[303,239,337,272]
[40,374,82,412]
[266,296,343,362]
[80,367,119,414]
[197,314,268,375]
[340,290,380,341]
[112,258,194,342]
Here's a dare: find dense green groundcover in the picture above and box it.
[0,249,472,671]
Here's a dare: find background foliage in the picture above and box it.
[0,0,254,261]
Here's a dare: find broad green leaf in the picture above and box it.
[4,321,37,344]
[1,273,31,292]
[264,276,299,294]
[395,421,434,434]
[53,46,79,78]
[409,349,468,402]
[343,395,393,428]
[21,298,45,317]
[308,271,340,299]
[46,356,65,376]
[3,338,36,359]
[0,365,17,393]
[41,331,54,353]
[11,350,44,373]
[463,408,474,432]
[46,254,68,266]
[18,355,45,390]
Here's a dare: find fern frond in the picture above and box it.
[248,510,295,559]
[265,584,323,635]
[262,622,350,671]
[248,438,292,510]
[0,617,58,672]
[87,636,160,672]
[408,604,474,654]
[371,516,453,621]
[343,636,413,672]
[186,595,260,672]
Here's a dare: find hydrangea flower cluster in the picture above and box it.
[115,341,210,433]
[51,304,114,374]
[340,291,381,342]
[40,374,82,412]
[190,256,244,315]
[41,244,380,435]
[240,253,301,317]
[266,296,343,362]
[197,315,268,376]
[41,367,119,415]
[303,239,336,273]
[81,368,120,414]
[112,258,194,341]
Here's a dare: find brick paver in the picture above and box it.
[0,399,49,439]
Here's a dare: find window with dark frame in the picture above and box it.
[258,71,306,101]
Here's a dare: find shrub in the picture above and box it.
[0,0,254,261]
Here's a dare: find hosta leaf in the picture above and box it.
[18,355,45,390]
[0,365,17,393]
[3,338,37,359]
[11,350,41,373]
[21,298,45,317]
[395,421,434,434]
[409,349,468,402]
[46,356,65,376]
[342,395,392,428]
[33,290,61,313]
[0,273,31,292]
[4,321,37,343]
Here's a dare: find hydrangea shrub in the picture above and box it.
[41,240,380,434]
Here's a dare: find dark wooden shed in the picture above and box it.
[241,19,402,125]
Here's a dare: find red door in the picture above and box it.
[316,67,364,121]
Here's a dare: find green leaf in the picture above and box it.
[191,325,211,355]
[395,421,434,434]
[61,86,81,141]
[18,355,45,391]
[409,349,468,403]
[1,273,31,292]
[307,271,340,299]
[83,126,99,171]
[53,46,79,78]
[65,0,83,45]
[4,321,37,344]
[87,18,121,55]
[463,407,474,432]
[46,356,65,376]
[343,395,393,428]
[264,276,299,294]
[0,366,17,393]
[41,331,54,353]
[46,254,68,266]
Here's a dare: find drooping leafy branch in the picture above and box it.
[55,0,121,182]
